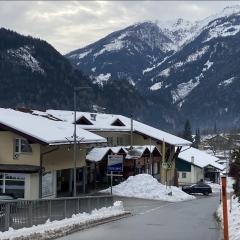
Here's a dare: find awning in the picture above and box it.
[0,164,41,173]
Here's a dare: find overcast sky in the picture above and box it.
[0,1,238,54]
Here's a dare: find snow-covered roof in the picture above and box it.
[178,147,224,170]
[0,108,106,145]
[46,110,191,146]
[86,147,112,162]
[86,145,160,162]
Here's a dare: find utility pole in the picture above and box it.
[73,86,91,197]
[73,88,77,197]
[130,114,133,150]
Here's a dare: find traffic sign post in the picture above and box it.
[107,155,123,195]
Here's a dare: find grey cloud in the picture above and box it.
[0,1,238,54]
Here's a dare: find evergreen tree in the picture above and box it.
[183,120,193,142]
[229,148,240,200]
[213,122,218,134]
[193,128,201,149]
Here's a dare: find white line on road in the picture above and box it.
[138,203,174,215]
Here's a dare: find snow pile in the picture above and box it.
[217,194,240,240]
[102,174,195,202]
[206,177,235,193]
[0,201,125,240]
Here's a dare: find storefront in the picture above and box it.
[0,164,40,199]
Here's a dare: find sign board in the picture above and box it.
[42,171,54,197]
[107,155,123,172]
[162,162,172,170]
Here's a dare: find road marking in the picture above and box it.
[138,203,174,215]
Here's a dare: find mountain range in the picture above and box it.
[1,5,240,132]
[67,5,240,130]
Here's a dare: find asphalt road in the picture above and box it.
[59,194,222,240]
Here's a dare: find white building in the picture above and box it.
[176,147,224,185]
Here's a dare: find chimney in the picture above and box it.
[90,113,97,121]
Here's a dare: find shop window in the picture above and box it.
[0,173,25,198]
[182,172,187,179]
[15,138,32,154]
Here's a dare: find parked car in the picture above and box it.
[182,183,212,195]
[0,193,16,201]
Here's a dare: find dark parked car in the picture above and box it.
[0,193,16,201]
[182,183,212,195]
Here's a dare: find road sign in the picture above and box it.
[107,155,123,172]
[162,162,172,170]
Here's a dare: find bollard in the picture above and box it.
[221,176,229,240]
[4,203,10,231]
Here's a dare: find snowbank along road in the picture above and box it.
[59,194,222,240]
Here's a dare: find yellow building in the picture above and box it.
[0,108,106,199]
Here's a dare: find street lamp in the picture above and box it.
[73,86,92,197]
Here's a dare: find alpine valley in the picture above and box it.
[2,6,240,132]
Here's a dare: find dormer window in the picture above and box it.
[75,116,93,125]
[15,138,32,154]
[111,118,125,127]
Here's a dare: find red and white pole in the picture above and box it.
[221,176,229,240]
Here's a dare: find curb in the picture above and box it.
[4,212,132,240]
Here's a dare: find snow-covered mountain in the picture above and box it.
[0,28,181,131]
[67,5,240,130]
[66,21,176,87]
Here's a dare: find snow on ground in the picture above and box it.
[150,81,163,91]
[7,46,44,74]
[216,178,240,240]
[219,77,235,87]
[0,201,125,240]
[203,60,214,72]
[171,79,200,103]
[101,174,195,202]
[94,39,124,57]
[204,22,240,43]
[206,177,235,193]
[185,46,209,63]
[77,50,92,59]
[94,73,111,86]
[158,68,170,77]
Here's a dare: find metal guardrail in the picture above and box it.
[0,195,113,232]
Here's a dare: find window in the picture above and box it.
[117,137,123,145]
[15,138,32,154]
[0,173,25,198]
[182,172,187,179]
[111,119,125,126]
[75,116,93,125]
[107,137,113,146]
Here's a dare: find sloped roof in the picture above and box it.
[0,108,106,145]
[86,147,112,162]
[178,147,224,171]
[86,145,160,162]
[46,110,191,146]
